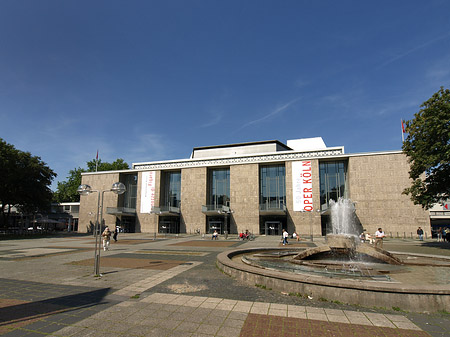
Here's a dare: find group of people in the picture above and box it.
[359,228,386,248]
[239,230,251,240]
[281,229,301,245]
[436,227,450,242]
[101,226,120,251]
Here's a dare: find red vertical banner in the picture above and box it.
[292,161,313,212]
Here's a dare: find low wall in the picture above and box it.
[217,248,450,313]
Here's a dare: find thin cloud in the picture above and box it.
[201,109,223,128]
[376,32,450,69]
[237,97,301,131]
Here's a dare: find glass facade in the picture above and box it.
[259,165,286,210]
[209,168,230,208]
[162,171,181,208]
[123,174,137,209]
[319,161,348,210]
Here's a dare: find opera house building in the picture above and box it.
[78,137,429,238]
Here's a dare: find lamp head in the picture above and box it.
[77,184,92,196]
[111,182,126,195]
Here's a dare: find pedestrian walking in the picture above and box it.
[417,227,424,241]
[102,226,111,251]
[113,226,119,242]
[282,229,289,245]
[374,228,385,249]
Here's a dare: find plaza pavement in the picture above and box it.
[0,233,449,336]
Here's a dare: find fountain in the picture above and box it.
[291,198,403,274]
[217,198,450,312]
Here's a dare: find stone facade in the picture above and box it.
[229,164,259,235]
[78,145,430,237]
[136,171,160,233]
[78,172,120,233]
[286,160,322,237]
[180,167,207,233]
[348,152,429,236]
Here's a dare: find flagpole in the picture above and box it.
[96,150,98,172]
[401,119,405,143]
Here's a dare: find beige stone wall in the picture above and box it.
[180,167,207,233]
[348,153,429,236]
[135,171,160,233]
[286,160,322,237]
[78,152,430,237]
[78,173,120,233]
[230,164,259,234]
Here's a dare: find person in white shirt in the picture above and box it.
[374,228,385,248]
[282,229,289,245]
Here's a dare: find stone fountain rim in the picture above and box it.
[217,247,450,295]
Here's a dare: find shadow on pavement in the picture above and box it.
[0,287,111,326]
[420,241,450,250]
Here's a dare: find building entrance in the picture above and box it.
[118,216,136,233]
[158,216,180,234]
[264,221,282,236]
[208,220,222,234]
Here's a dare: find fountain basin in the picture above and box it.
[217,247,450,313]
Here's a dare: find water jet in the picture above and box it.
[217,198,450,312]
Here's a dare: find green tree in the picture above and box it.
[0,138,56,225]
[402,87,450,209]
[53,158,130,202]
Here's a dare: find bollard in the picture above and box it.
[397,232,399,238]
[404,232,406,239]
[224,231,228,240]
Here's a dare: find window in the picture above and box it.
[319,161,347,210]
[162,171,181,208]
[209,168,230,209]
[260,165,286,210]
[123,174,138,209]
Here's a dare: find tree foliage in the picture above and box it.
[53,158,130,202]
[0,138,56,224]
[402,87,450,209]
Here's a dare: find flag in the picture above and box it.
[401,119,406,142]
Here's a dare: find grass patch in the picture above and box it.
[319,297,328,302]
[130,294,140,299]
[255,284,272,291]
[392,306,407,313]
[438,309,450,315]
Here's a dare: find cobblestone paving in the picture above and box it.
[0,234,449,336]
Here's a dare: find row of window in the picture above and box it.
[121,161,348,212]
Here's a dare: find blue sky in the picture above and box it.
[1,0,450,190]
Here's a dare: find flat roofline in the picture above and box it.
[192,140,292,152]
[82,148,403,176]
[131,146,345,169]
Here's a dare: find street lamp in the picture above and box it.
[78,182,126,276]
[301,209,320,242]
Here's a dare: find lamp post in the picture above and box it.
[78,182,126,276]
[302,209,318,242]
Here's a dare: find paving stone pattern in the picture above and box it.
[0,234,449,336]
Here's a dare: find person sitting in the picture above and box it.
[212,230,218,240]
[359,232,366,243]
[365,232,374,244]
[293,232,300,241]
[244,230,250,240]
